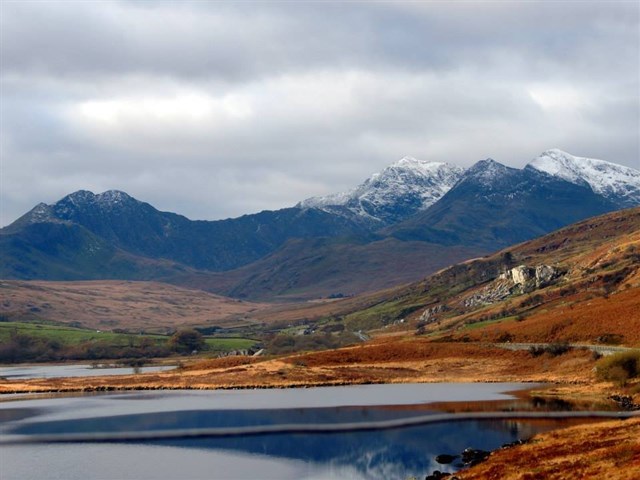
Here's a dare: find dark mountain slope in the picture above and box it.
[0,220,198,281]
[1,190,372,279]
[167,237,484,301]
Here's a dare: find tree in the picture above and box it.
[169,329,205,354]
[501,251,515,268]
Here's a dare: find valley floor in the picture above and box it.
[1,338,639,478]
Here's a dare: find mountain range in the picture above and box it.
[2,149,638,300]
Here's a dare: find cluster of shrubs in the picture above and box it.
[596,333,625,345]
[0,328,206,363]
[596,351,640,386]
[520,294,544,308]
[529,342,571,357]
[0,333,172,363]
[266,331,358,355]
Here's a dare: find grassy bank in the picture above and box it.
[0,321,258,363]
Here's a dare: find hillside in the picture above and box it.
[343,206,640,346]
[4,207,638,347]
[0,280,266,334]
[227,207,640,346]
[1,191,370,276]
[169,237,483,301]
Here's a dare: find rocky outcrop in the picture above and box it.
[501,264,560,291]
[435,454,459,464]
[462,264,562,308]
[463,279,513,308]
[461,447,491,466]
[418,304,449,324]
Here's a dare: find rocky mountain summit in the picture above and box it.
[527,149,640,207]
[299,156,464,225]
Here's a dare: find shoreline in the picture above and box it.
[2,342,638,479]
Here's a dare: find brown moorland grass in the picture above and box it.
[458,417,640,480]
[0,280,267,332]
[0,338,619,395]
[459,287,640,346]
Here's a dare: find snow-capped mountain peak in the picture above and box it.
[96,190,134,205]
[299,156,465,225]
[391,156,450,174]
[49,190,142,222]
[465,158,509,176]
[58,190,138,209]
[527,149,640,207]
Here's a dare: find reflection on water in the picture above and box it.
[153,417,556,478]
[0,385,597,480]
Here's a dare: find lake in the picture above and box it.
[0,363,176,380]
[0,383,589,480]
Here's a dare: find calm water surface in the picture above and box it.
[0,364,176,379]
[0,384,582,480]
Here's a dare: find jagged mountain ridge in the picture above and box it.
[298,156,464,225]
[1,149,638,300]
[387,156,620,249]
[298,149,638,224]
[3,190,373,275]
[527,149,640,207]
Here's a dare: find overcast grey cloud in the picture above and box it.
[1,0,638,226]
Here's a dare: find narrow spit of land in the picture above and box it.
[0,341,616,395]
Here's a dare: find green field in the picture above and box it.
[0,321,152,345]
[204,337,258,352]
[0,321,257,353]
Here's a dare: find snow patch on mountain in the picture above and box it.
[527,149,640,207]
[49,190,142,221]
[299,156,464,224]
[15,202,65,226]
[60,190,135,205]
[96,190,134,205]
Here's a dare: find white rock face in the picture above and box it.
[507,264,559,289]
[299,156,464,224]
[527,149,640,207]
[510,265,533,285]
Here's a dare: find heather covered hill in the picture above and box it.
[0,280,267,333]
[341,206,640,346]
[234,207,640,345]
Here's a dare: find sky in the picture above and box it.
[1,0,639,226]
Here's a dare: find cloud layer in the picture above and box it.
[1,1,638,225]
